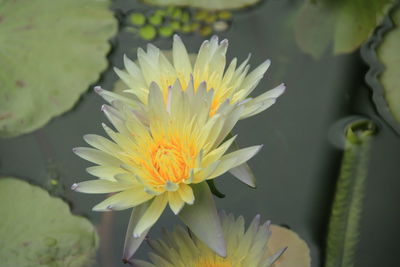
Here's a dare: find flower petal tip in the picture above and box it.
[71,183,78,191]
[93,86,103,93]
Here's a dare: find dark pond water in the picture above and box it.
[1,0,399,266]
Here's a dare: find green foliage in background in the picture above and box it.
[141,0,260,11]
[294,0,395,59]
[0,177,99,267]
[126,7,231,41]
[325,120,376,267]
[377,7,400,125]
[0,0,117,137]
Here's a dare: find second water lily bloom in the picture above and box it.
[72,80,263,260]
[115,35,285,118]
[131,212,289,267]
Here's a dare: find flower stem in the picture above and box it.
[325,119,376,267]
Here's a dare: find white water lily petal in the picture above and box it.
[86,165,125,180]
[209,145,263,179]
[179,182,226,257]
[241,83,286,119]
[123,203,151,262]
[173,35,192,84]
[168,191,185,214]
[177,183,194,204]
[83,134,121,155]
[134,194,169,237]
[93,189,153,211]
[72,179,136,194]
[73,147,122,166]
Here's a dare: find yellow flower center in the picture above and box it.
[140,134,197,187]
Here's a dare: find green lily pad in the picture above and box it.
[376,7,400,130]
[294,0,394,59]
[130,13,147,26]
[141,0,260,11]
[0,177,99,267]
[0,0,117,137]
[139,24,157,40]
[362,5,400,135]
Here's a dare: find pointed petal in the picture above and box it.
[209,145,263,179]
[93,188,153,211]
[173,35,192,83]
[229,163,256,188]
[73,147,121,166]
[168,191,185,215]
[227,138,256,187]
[177,183,194,204]
[72,179,135,194]
[123,203,152,262]
[133,194,168,237]
[240,83,285,119]
[178,182,226,257]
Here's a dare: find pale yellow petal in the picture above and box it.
[134,193,168,237]
[177,183,194,205]
[168,191,185,214]
[209,145,263,179]
[93,188,153,211]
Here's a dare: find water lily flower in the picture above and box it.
[114,35,285,187]
[131,212,289,267]
[72,81,263,261]
[115,35,285,118]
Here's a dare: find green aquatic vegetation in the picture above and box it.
[376,7,400,129]
[0,177,99,267]
[294,0,395,59]
[125,7,233,41]
[325,120,376,267]
[0,0,117,137]
[139,24,157,40]
[130,13,147,26]
[141,0,261,10]
[362,4,400,135]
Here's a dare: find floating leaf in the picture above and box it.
[268,225,311,267]
[141,0,261,11]
[130,13,147,26]
[362,5,400,134]
[0,0,117,137]
[148,14,163,26]
[294,0,394,59]
[139,24,157,40]
[0,177,99,266]
[199,25,213,36]
[159,25,174,37]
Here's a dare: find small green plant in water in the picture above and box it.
[325,119,376,267]
[125,7,233,41]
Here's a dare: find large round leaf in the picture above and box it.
[0,177,99,267]
[141,0,260,10]
[0,0,117,137]
[294,0,394,59]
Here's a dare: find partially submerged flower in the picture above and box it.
[115,35,285,118]
[132,212,288,267]
[72,81,262,260]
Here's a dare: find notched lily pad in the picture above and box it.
[362,4,400,135]
[141,0,261,11]
[0,0,117,137]
[294,0,394,59]
[0,177,99,267]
